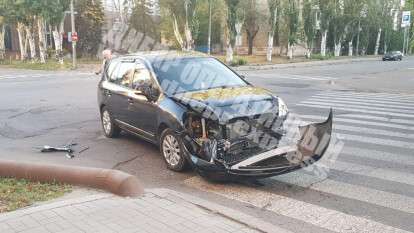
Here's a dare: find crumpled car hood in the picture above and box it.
[171,86,279,123]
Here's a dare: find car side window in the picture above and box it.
[106,60,118,80]
[131,68,153,90]
[109,61,136,87]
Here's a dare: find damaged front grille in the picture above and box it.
[217,139,264,165]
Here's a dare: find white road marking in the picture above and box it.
[316,92,414,102]
[272,172,414,214]
[299,114,414,131]
[301,101,414,114]
[313,94,414,106]
[300,118,414,139]
[255,73,337,81]
[315,159,414,186]
[185,177,410,233]
[338,132,414,149]
[341,146,414,166]
[319,91,414,98]
[308,97,414,110]
[342,114,414,125]
[296,103,414,119]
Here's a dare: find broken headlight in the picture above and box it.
[278,97,289,117]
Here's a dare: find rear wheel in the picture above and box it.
[160,129,188,171]
[101,107,121,138]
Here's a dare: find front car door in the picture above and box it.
[125,61,159,142]
[101,59,136,123]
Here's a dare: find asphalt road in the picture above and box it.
[1,56,414,233]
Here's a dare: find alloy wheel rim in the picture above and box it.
[102,110,111,135]
[162,134,181,167]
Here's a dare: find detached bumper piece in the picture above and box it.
[188,110,333,180]
[228,110,333,177]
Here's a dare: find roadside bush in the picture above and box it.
[310,53,333,60]
[229,57,248,66]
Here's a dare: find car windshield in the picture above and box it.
[152,57,247,95]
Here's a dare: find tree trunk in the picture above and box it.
[348,41,353,56]
[16,23,27,61]
[288,43,294,59]
[266,34,274,62]
[305,48,311,58]
[226,42,233,63]
[38,18,47,63]
[53,26,64,64]
[374,28,382,55]
[0,25,5,60]
[172,14,184,50]
[320,30,327,57]
[246,30,258,55]
[25,26,36,61]
[334,42,341,57]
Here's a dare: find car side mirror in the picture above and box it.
[137,84,159,102]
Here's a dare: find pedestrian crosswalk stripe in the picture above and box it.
[341,146,414,166]
[299,115,414,136]
[308,97,414,110]
[315,160,414,186]
[296,103,414,119]
[185,177,410,233]
[312,94,414,106]
[316,92,414,103]
[342,114,414,125]
[306,121,414,139]
[300,101,414,115]
[340,132,414,149]
[252,74,336,81]
[318,91,414,99]
[273,171,414,214]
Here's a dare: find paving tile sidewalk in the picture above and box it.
[0,188,290,233]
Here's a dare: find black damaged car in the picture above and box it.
[98,51,332,181]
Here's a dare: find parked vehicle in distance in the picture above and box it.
[97,51,332,181]
[383,51,403,61]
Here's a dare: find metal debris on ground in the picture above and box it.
[36,140,78,159]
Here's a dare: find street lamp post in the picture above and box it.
[70,0,77,69]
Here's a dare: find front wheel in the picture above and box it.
[101,107,121,138]
[160,129,188,171]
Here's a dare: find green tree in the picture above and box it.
[286,0,299,59]
[242,0,260,55]
[75,0,105,57]
[225,0,240,62]
[303,0,317,58]
[266,0,279,61]
[318,0,334,56]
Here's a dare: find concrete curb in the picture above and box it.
[149,188,293,233]
[233,57,381,71]
[0,159,144,197]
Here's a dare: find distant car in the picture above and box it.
[383,51,403,61]
[97,51,332,181]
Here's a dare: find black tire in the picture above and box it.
[159,128,188,171]
[101,107,121,138]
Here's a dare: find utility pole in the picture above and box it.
[403,26,407,55]
[70,0,77,69]
[207,0,212,55]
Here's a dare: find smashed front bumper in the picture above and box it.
[184,110,333,180]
